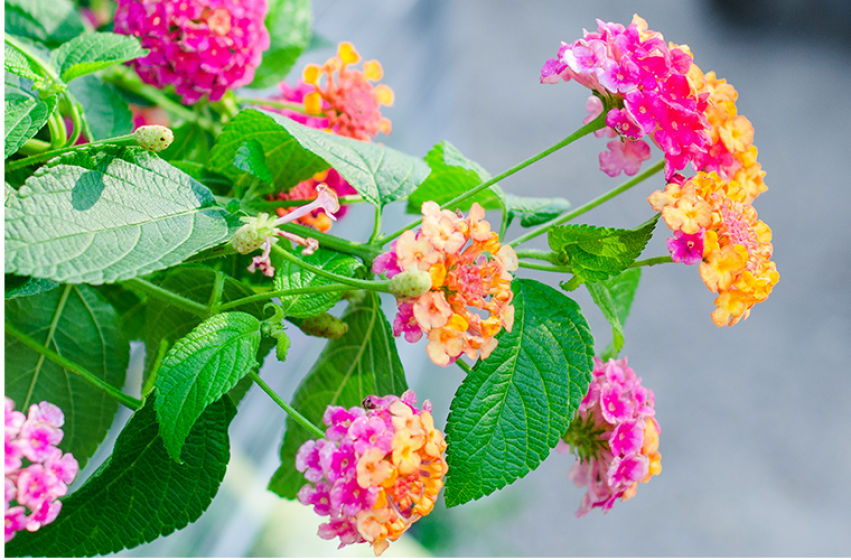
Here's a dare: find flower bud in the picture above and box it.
[389,268,432,300]
[133,125,174,152]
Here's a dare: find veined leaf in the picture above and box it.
[4,0,84,47]
[4,42,41,81]
[4,284,129,468]
[548,214,659,283]
[587,268,642,359]
[4,146,237,284]
[273,247,362,318]
[444,279,594,507]
[249,0,311,89]
[233,138,272,183]
[503,193,571,228]
[267,292,407,498]
[68,75,133,141]
[4,274,59,299]
[50,32,147,82]
[4,398,235,557]
[4,84,57,159]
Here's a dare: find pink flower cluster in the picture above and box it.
[296,390,447,556]
[541,15,711,180]
[557,358,661,517]
[5,398,78,542]
[114,0,270,104]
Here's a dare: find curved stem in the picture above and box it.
[455,359,472,374]
[271,244,391,292]
[123,278,210,317]
[248,371,325,439]
[5,133,138,172]
[514,248,558,263]
[279,223,379,261]
[64,92,85,147]
[369,207,383,245]
[46,110,67,149]
[518,260,570,273]
[215,283,351,312]
[628,255,674,269]
[5,322,143,410]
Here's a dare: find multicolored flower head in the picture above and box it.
[114,0,270,104]
[373,202,518,366]
[557,358,660,517]
[5,398,78,542]
[296,390,447,556]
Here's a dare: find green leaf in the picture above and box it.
[407,140,504,213]
[208,109,429,208]
[96,283,147,341]
[249,0,311,89]
[4,274,59,299]
[586,268,642,360]
[547,214,659,283]
[273,247,362,318]
[154,312,260,461]
[49,32,148,82]
[4,42,41,81]
[503,193,571,228]
[4,146,237,284]
[68,75,133,141]
[4,284,129,468]
[268,292,407,498]
[4,0,84,47]
[233,138,272,183]
[444,279,594,507]
[160,122,213,165]
[5,398,235,557]
[4,85,57,159]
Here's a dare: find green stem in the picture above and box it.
[248,370,325,439]
[215,283,351,312]
[5,36,59,80]
[64,92,85,147]
[508,159,665,248]
[271,244,391,292]
[247,195,365,211]
[455,359,472,374]
[236,97,313,115]
[46,110,67,149]
[514,248,558,263]
[517,254,674,274]
[5,322,143,410]
[379,111,609,245]
[18,138,51,155]
[123,278,210,317]
[628,255,674,269]
[278,223,379,260]
[369,207,383,244]
[5,133,137,172]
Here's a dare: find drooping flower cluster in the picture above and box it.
[296,390,447,556]
[114,0,270,104]
[5,398,78,542]
[373,202,518,366]
[558,357,661,517]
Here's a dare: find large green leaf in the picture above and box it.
[4,284,129,468]
[5,398,235,558]
[159,122,213,165]
[154,312,260,461]
[208,109,429,208]
[4,146,237,284]
[4,0,84,47]
[50,32,147,83]
[249,0,311,89]
[503,193,571,228]
[586,268,642,359]
[548,214,659,284]
[273,247,362,318]
[68,75,133,141]
[4,85,56,159]
[268,292,407,498]
[444,279,594,507]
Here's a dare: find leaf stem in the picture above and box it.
[514,248,558,263]
[123,278,211,317]
[5,133,138,172]
[215,283,351,312]
[248,370,325,439]
[271,245,391,292]
[369,206,383,245]
[5,322,143,410]
[508,159,665,248]
[46,110,67,149]
[64,92,85,147]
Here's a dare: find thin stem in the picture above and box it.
[248,370,325,439]
[5,322,143,410]
[379,111,609,245]
[514,248,558,263]
[518,260,570,273]
[369,207,383,245]
[5,133,137,172]
[236,97,313,115]
[18,138,51,155]
[64,92,85,147]
[278,223,379,260]
[628,255,674,269]
[123,278,210,317]
[215,283,351,312]
[455,359,472,374]
[247,195,364,211]
[271,244,391,292]
[508,159,665,248]
[46,111,67,149]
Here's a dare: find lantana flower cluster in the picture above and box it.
[114,0,270,104]
[5,398,78,542]
[373,202,518,367]
[296,390,447,556]
[558,358,661,517]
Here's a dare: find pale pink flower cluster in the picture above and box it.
[5,398,78,542]
[557,358,661,517]
[114,0,270,104]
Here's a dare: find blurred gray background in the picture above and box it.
[100,0,851,556]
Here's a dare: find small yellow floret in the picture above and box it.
[304,91,322,115]
[302,64,320,85]
[337,41,360,64]
[374,84,394,106]
[363,59,384,81]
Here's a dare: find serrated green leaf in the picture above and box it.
[249,0,311,89]
[208,109,429,208]
[407,140,504,213]
[586,268,642,360]
[5,0,84,47]
[444,279,594,507]
[4,398,235,557]
[233,138,272,183]
[273,247,362,318]
[4,87,56,159]
[49,32,147,82]
[547,214,659,283]
[154,312,260,461]
[160,122,213,165]
[503,193,571,228]
[68,75,133,141]
[4,42,41,81]
[268,292,407,498]
[4,284,129,468]
[4,274,59,299]
[4,146,237,284]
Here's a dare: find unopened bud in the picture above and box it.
[232,213,278,254]
[292,313,348,339]
[389,269,432,300]
[134,125,174,152]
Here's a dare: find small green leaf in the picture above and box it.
[154,311,260,461]
[503,193,571,228]
[407,140,504,213]
[68,75,133,141]
[160,122,213,164]
[586,268,642,360]
[4,42,41,81]
[4,0,85,47]
[4,79,57,159]
[268,292,407,498]
[4,274,59,299]
[547,214,659,283]
[4,146,237,284]
[273,247,362,318]
[4,398,235,557]
[444,279,594,507]
[208,109,429,208]
[233,138,272,183]
[49,32,148,82]
[249,0,311,89]
[4,284,129,468]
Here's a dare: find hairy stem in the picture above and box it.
[215,283,352,312]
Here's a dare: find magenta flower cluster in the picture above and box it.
[5,398,78,542]
[541,16,710,180]
[558,357,661,517]
[114,0,270,104]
